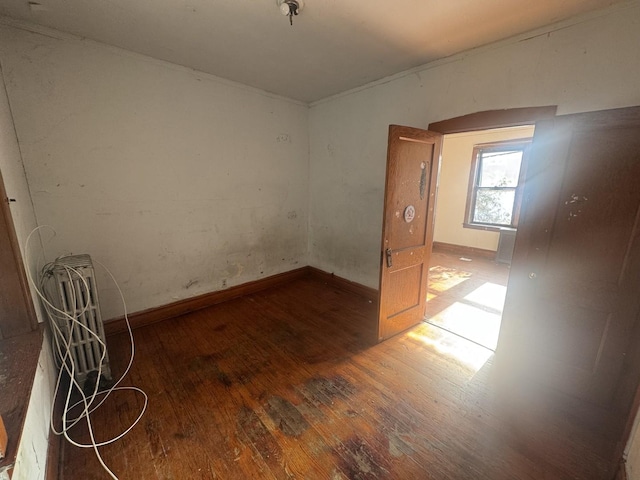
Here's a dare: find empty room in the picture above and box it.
[1,1,640,479]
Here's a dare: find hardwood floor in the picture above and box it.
[60,275,616,479]
[426,249,510,350]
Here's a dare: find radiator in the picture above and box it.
[496,228,517,264]
[46,254,112,389]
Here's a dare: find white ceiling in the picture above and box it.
[0,0,624,103]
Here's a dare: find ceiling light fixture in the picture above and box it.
[278,0,304,26]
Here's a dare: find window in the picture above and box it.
[464,140,530,230]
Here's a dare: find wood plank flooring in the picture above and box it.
[425,250,510,350]
[60,276,616,479]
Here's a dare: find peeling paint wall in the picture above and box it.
[0,24,309,319]
[308,2,640,289]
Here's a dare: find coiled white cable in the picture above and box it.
[25,226,148,480]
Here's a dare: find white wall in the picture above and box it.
[0,24,310,320]
[308,1,640,289]
[433,126,535,251]
[11,337,56,480]
[0,54,42,321]
[0,63,53,480]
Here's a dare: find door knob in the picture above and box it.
[529,272,537,279]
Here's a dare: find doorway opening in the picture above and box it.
[423,126,534,356]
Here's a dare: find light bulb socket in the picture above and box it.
[277,0,304,16]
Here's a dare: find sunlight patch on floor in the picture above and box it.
[464,282,507,312]
[428,265,472,293]
[407,324,494,373]
[427,301,502,350]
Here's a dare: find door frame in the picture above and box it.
[427,106,557,353]
[0,168,37,339]
[428,106,557,134]
[428,105,640,474]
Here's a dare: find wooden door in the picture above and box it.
[377,125,442,341]
[501,106,640,412]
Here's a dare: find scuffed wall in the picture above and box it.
[308,2,640,289]
[0,24,310,319]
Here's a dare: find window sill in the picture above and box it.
[0,326,43,472]
[463,222,513,233]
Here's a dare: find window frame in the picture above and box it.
[463,139,531,232]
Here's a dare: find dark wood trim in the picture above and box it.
[45,418,61,480]
[0,326,43,472]
[45,367,66,480]
[307,266,378,303]
[428,106,557,134]
[432,241,497,261]
[0,168,38,339]
[104,268,310,336]
[105,266,381,336]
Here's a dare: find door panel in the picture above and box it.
[377,126,442,341]
[502,106,640,411]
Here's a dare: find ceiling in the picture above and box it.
[0,0,624,103]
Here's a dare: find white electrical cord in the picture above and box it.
[25,226,147,480]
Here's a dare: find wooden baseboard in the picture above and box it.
[45,374,68,480]
[45,427,61,480]
[307,267,378,303]
[104,267,309,336]
[104,266,380,336]
[432,241,496,261]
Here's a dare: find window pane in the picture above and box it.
[473,189,515,225]
[478,150,523,187]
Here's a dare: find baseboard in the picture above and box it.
[45,374,68,480]
[307,267,378,303]
[45,425,61,480]
[104,267,309,336]
[104,266,380,336]
[432,241,496,261]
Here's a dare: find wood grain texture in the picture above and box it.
[502,106,640,433]
[0,327,43,471]
[378,125,441,341]
[428,106,557,134]
[432,241,496,261]
[60,277,618,479]
[104,267,309,336]
[307,267,377,303]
